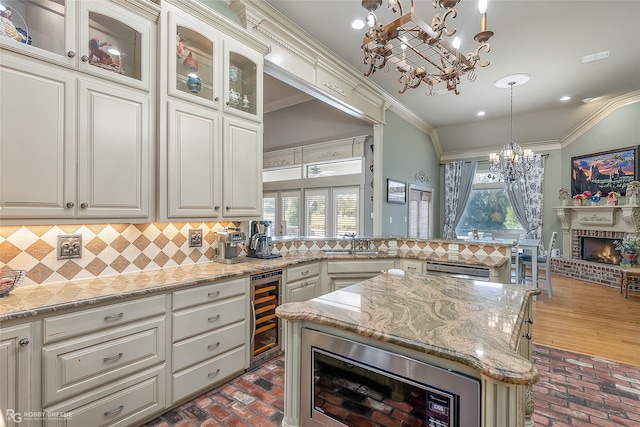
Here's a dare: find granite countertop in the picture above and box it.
[276,271,540,385]
[0,250,508,321]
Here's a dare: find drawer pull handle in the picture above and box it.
[208,291,220,298]
[408,267,417,270]
[104,313,124,321]
[103,353,124,363]
[104,405,124,417]
[522,333,532,340]
[208,342,221,350]
[208,369,221,378]
[301,271,309,276]
[208,314,220,322]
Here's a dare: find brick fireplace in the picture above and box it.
[554,205,640,291]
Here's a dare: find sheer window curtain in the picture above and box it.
[443,161,478,239]
[507,154,546,251]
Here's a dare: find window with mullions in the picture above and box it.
[455,171,523,237]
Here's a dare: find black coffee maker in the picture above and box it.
[247,221,282,259]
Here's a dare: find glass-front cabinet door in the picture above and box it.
[224,40,262,120]
[168,12,218,108]
[0,0,152,90]
[0,0,74,65]
[79,1,152,91]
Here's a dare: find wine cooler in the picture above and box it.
[250,270,282,367]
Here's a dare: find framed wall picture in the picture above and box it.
[571,146,638,196]
[387,179,406,204]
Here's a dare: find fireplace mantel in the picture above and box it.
[553,205,640,259]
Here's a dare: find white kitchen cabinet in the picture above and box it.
[325,259,396,292]
[285,263,320,303]
[171,277,249,403]
[0,0,157,222]
[0,323,33,427]
[222,116,262,217]
[41,295,166,423]
[166,100,222,218]
[0,57,152,221]
[223,39,262,121]
[159,1,266,221]
[399,259,425,274]
[0,0,155,91]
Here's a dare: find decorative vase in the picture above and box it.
[573,199,582,207]
[620,253,638,266]
[628,194,638,205]
[607,198,617,206]
[186,75,201,93]
[561,199,568,206]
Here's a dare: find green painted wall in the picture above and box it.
[381,110,441,237]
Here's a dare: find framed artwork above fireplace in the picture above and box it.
[571,146,638,197]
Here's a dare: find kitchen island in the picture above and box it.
[276,271,540,427]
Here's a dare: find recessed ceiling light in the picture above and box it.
[435,88,454,96]
[477,111,486,116]
[560,96,571,101]
[351,19,365,30]
[582,50,610,63]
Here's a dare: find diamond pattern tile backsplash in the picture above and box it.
[0,222,239,288]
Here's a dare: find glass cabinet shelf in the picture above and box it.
[228,52,257,116]
[175,25,215,102]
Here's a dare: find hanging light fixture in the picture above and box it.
[360,0,494,95]
[488,74,534,189]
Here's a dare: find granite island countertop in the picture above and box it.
[0,250,508,321]
[276,271,540,385]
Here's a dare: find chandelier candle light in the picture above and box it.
[488,74,534,189]
[360,0,494,95]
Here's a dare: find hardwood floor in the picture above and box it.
[531,273,640,366]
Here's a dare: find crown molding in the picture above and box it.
[560,90,640,148]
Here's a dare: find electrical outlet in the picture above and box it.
[189,229,203,247]
[57,235,82,260]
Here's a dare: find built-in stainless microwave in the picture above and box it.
[301,328,480,427]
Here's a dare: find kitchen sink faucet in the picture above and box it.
[343,233,356,255]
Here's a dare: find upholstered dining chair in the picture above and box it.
[491,232,522,283]
[519,231,557,298]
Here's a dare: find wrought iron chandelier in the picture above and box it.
[488,75,534,189]
[360,0,494,95]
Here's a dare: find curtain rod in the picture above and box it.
[440,153,549,166]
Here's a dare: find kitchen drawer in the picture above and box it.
[173,277,246,311]
[43,294,166,344]
[327,259,396,274]
[43,318,165,406]
[172,345,246,403]
[172,295,246,342]
[287,262,320,283]
[173,321,246,372]
[400,259,425,273]
[43,365,165,427]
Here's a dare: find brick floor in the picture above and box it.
[144,345,640,427]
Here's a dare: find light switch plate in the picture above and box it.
[189,229,203,247]
[57,235,82,260]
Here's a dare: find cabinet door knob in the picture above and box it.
[526,318,534,324]
[81,55,89,62]
[214,205,220,211]
[214,96,220,101]
[19,338,29,346]
[522,332,532,340]
[226,101,230,106]
[80,202,88,209]
[225,206,231,211]
[66,202,75,208]
[67,51,76,58]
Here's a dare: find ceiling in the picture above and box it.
[262,0,640,156]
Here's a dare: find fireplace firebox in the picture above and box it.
[580,237,621,265]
